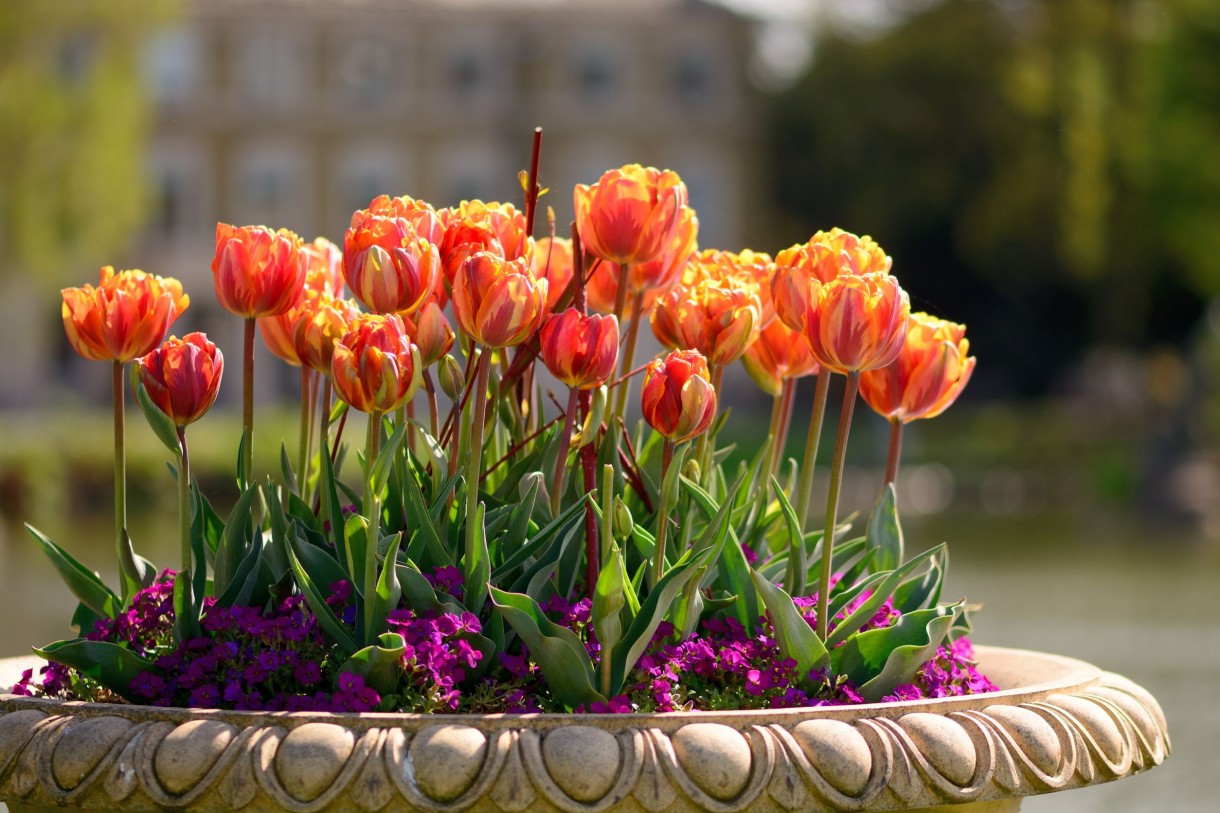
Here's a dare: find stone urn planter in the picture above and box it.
[0,645,1169,813]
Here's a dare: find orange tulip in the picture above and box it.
[586,204,698,314]
[574,164,688,266]
[772,228,891,334]
[295,294,363,375]
[343,210,440,316]
[211,223,305,318]
[302,236,345,297]
[532,236,575,312]
[331,314,422,414]
[859,312,975,423]
[741,319,819,397]
[804,272,910,374]
[365,194,445,246]
[539,308,620,390]
[452,252,549,348]
[62,266,189,363]
[133,333,224,427]
[402,300,455,366]
[650,272,761,367]
[641,349,717,444]
[440,200,528,286]
[257,298,308,367]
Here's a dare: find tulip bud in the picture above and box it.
[133,333,224,428]
[640,349,717,444]
[539,309,619,390]
[437,354,464,401]
[612,496,634,540]
[62,267,190,363]
[212,223,305,318]
[859,312,975,423]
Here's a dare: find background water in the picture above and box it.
[2,510,1213,812]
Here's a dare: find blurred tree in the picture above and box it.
[0,0,173,291]
[768,0,1219,395]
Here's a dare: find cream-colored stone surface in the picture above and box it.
[0,647,1170,812]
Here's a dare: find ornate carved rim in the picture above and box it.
[0,646,1171,812]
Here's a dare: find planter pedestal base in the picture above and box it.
[0,647,1168,812]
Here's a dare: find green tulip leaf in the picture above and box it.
[751,568,830,687]
[490,587,604,709]
[834,604,961,701]
[35,639,157,702]
[865,483,903,574]
[339,632,406,697]
[26,525,120,619]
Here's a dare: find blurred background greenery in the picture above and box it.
[0,2,1217,810]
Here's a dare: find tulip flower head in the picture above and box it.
[364,194,445,245]
[452,252,549,348]
[302,236,346,297]
[540,309,620,390]
[211,223,306,318]
[440,200,528,286]
[331,314,422,414]
[294,294,363,375]
[860,312,976,423]
[574,164,688,266]
[641,349,717,444]
[650,271,761,368]
[773,228,891,334]
[742,318,819,397]
[62,267,190,363]
[804,272,910,375]
[133,333,224,427]
[586,203,698,314]
[257,294,309,367]
[343,210,441,315]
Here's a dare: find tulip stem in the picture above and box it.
[176,426,192,577]
[817,372,859,641]
[788,370,831,595]
[112,360,138,603]
[242,317,255,488]
[885,419,904,486]
[550,388,579,517]
[775,378,797,479]
[579,388,601,592]
[298,367,312,498]
[652,438,678,587]
[463,350,492,608]
[764,389,784,487]
[363,410,384,636]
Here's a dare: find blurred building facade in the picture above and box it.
[13,0,761,407]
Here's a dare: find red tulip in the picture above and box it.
[402,300,455,366]
[343,210,440,316]
[641,349,717,443]
[650,273,761,367]
[772,228,891,334]
[741,319,819,397]
[575,164,688,266]
[133,333,224,427]
[859,312,975,423]
[62,266,189,363]
[540,308,620,390]
[211,223,305,318]
[331,314,422,414]
[451,252,549,348]
[804,272,910,374]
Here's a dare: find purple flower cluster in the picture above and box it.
[8,571,997,714]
